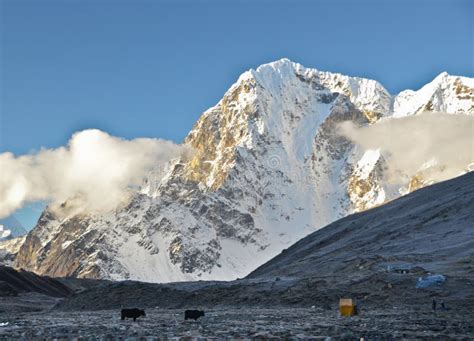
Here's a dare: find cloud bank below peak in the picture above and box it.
[0,129,192,219]
[338,112,474,184]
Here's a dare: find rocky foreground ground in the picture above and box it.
[1,306,473,340]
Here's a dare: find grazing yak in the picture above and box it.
[184,309,205,321]
[121,308,146,321]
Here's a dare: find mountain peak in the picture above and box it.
[423,71,474,92]
[13,61,473,283]
[393,70,474,117]
[249,58,303,87]
[256,58,297,70]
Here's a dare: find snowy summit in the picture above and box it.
[14,59,474,283]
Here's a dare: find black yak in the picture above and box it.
[184,309,205,321]
[121,308,146,321]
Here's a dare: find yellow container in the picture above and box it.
[339,298,357,317]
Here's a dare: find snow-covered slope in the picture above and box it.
[393,72,474,117]
[15,59,474,282]
[0,236,26,266]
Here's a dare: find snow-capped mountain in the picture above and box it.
[0,225,12,240]
[0,216,27,238]
[15,59,474,282]
[0,235,26,266]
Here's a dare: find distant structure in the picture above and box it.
[339,298,357,317]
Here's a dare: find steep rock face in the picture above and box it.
[15,59,474,282]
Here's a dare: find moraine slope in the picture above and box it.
[248,171,474,283]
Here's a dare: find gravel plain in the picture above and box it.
[1,307,473,340]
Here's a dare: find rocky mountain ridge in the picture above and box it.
[14,59,474,282]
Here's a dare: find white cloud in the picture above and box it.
[338,112,474,184]
[0,129,192,218]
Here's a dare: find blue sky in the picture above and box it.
[1,0,473,228]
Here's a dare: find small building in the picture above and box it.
[339,298,357,317]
